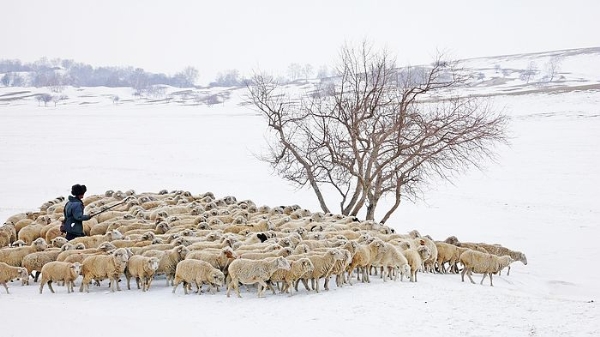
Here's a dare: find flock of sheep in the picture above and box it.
[0,189,528,296]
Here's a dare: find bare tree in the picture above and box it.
[520,61,538,83]
[248,41,508,223]
[545,55,563,82]
[302,64,313,83]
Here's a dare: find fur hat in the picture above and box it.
[71,184,87,196]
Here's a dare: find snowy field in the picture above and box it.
[1,50,599,336]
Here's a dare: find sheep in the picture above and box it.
[468,243,527,276]
[0,238,48,268]
[79,248,131,292]
[226,256,291,298]
[372,242,411,282]
[172,259,225,295]
[142,245,189,286]
[402,245,431,282]
[346,240,381,284]
[0,262,29,293]
[459,249,514,286]
[125,256,160,291]
[435,242,469,274]
[296,248,347,292]
[268,257,314,295]
[39,262,82,294]
[323,248,353,289]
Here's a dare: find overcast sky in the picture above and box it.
[3,0,599,84]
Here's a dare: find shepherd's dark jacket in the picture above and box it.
[64,195,90,236]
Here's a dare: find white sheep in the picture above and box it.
[142,245,189,286]
[172,259,225,295]
[434,242,469,274]
[226,256,291,298]
[0,262,29,294]
[39,262,82,294]
[470,243,527,276]
[125,255,160,291]
[402,245,431,282]
[459,249,514,286]
[79,247,130,292]
[296,248,347,292]
[268,257,314,295]
[372,242,411,282]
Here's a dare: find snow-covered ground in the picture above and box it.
[1,48,599,336]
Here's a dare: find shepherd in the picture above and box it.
[63,184,94,241]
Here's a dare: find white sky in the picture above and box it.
[3,0,599,84]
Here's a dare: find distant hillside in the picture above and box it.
[1,47,598,108]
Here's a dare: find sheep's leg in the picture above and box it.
[507,265,511,276]
[489,273,494,287]
[257,281,269,297]
[136,276,142,290]
[48,281,56,293]
[465,269,475,284]
[39,282,45,294]
[265,281,276,295]
[2,282,9,294]
[480,273,487,285]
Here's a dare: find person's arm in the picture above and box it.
[72,202,91,221]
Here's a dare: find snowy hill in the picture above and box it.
[1,47,599,108]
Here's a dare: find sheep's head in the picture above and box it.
[108,230,124,241]
[417,245,431,260]
[212,270,225,286]
[70,262,82,276]
[148,257,160,271]
[141,232,155,241]
[176,245,189,259]
[519,252,528,265]
[298,258,314,273]
[11,240,26,248]
[98,242,116,252]
[32,238,48,251]
[51,237,68,248]
[112,248,130,264]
